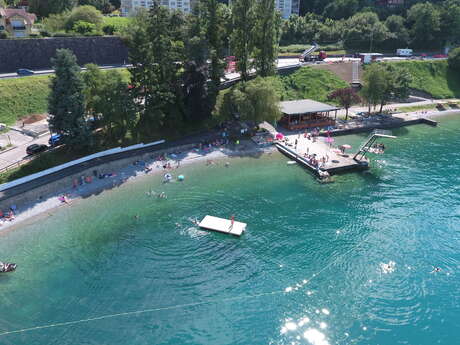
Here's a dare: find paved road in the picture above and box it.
[0,131,50,170]
[0,64,132,79]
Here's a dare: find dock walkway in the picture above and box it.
[276,134,368,176]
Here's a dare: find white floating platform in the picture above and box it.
[198,215,246,236]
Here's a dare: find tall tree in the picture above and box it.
[253,0,280,77]
[201,0,226,103]
[126,3,184,140]
[407,2,441,48]
[230,0,255,81]
[48,49,91,148]
[96,71,137,145]
[361,64,386,114]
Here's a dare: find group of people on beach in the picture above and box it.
[0,205,16,223]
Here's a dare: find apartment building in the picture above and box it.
[275,0,299,19]
[121,0,194,16]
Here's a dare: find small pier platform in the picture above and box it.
[199,215,246,236]
[276,134,369,177]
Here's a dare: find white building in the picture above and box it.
[121,0,193,16]
[275,0,299,19]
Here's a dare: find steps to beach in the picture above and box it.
[198,215,246,236]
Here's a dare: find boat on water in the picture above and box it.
[0,262,17,273]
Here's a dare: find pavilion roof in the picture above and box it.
[280,99,339,116]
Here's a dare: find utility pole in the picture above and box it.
[369,28,374,53]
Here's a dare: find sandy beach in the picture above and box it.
[0,141,274,233]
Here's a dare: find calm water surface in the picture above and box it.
[0,115,459,345]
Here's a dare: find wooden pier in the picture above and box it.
[276,135,369,177]
[199,215,246,236]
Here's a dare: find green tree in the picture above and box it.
[343,12,389,50]
[82,63,104,119]
[65,5,104,31]
[126,4,184,140]
[328,87,361,120]
[214,77,282,124]
[361,64,386,114]
[361,63,412,114]
[322,0,359,20]
[78,0,114,14]
[48,49,91,148]
[253,0,280,77]
[29,0,77,18]
[407,2,441,48]
[96,71,136,144]
[230,0,255,81]
[448,47,460,71]
[384,15,409,49]
[440,0,460,46]
[201,0,226,102]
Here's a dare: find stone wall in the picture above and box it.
[0,36,129,73]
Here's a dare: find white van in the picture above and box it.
[396,49,413,57]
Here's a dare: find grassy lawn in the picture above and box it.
[0,69,129,126]
[388,60,460,99]
[102,16,131,32]
[0,75,51,125]
[396,103,438,113]
[273,67,349,104]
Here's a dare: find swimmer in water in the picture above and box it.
[430,266,441,273]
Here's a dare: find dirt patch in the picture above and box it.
[20,114,47,125]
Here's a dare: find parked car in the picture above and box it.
[26,144,48,155]
[48,134,63,147]
[16,69,35,76]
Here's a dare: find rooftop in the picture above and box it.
[280,99,339,115]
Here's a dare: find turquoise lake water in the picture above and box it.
[0,115,459,345]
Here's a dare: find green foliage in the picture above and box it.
[200,0,227,98]
[361,63,412,113]
[252,0,280,77]
[390,60,460,99]
[343,12,389,50]
[275,67,349,103]
[72,20,97,35]
[407,2,441,48]
[78,0,114,14]
[29,0,77,18]
[448,47,460,71]
[43,12,71,33]
[102,16,130,33]
[0,76,51,125]
[126,4,185,140]
[230,0,256,81]
[0,31,10,39]
[48,49,92,148]
[214,77,282,124]
[65,5,104,31]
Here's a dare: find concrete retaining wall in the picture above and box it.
[0,36,129,73]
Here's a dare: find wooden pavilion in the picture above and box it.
[279,99,339,131]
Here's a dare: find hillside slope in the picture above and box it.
[388,60,460,99]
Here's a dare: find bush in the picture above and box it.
[73,21,97,35]
[448,47,460,72]
[0,31,9,39]
[65,5,104,32]
[43,12,70,33]
[102,24,116,35]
